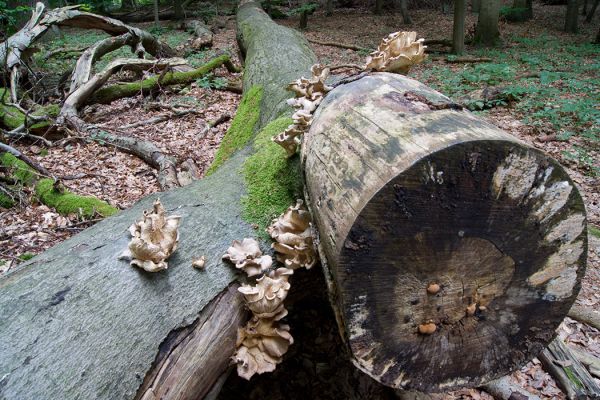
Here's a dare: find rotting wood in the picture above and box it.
[539,338,600,399]
[569,346,600,379]
[306,37,371,52]
[481,376,542,400]
[303,72,587,392]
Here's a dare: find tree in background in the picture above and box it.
[472,0,481,13]
[452,0,466,54]
[174,0,184,20]
[474,0,501,45]
[394,0,412,24]
[565,0,579,32]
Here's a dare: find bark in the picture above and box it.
[375,0,384,14]
[174,0,185,20]
[569,303,600,330]
[303,73,587,392]
[0,3,316,400]
[399,0,412,24]
[472,0,481,13]
[586,0,599,22]
[452,0,467,55]
[154,0,160,26]
[565,0,579,32]
[474,0,501,45]
[539,338,600,399]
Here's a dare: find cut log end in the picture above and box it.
[304,73,587,392]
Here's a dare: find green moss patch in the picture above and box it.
[17,253,35,262]
[206,85,263,175]
[241,116,303,232]
[35,178,118,218]
[0,152,37,186]
[0,192,15,208]
[0,88,26,130]
[589,225,600,239]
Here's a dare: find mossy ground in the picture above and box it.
[35,179,118,218]
[0,192,15,208]
[590,225,600,239]
[206,85,263,175]
[241,116,303,233]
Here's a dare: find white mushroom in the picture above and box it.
[365,31,427,74]
[222,238,272,277]
[126,199,180,272]
[238,268,293,318]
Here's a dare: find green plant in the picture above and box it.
[288,2,318,16]
[196,73,228,90]
[0,2,31,35]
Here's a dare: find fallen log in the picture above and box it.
[569,303,600,331]
[0,2,316,399]
[303,73,587,391]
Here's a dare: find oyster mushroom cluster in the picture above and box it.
[267,199,318,270]
[233,268,294,380]
[273,64,332,157]
[222,238,273,277]
[365,31,427,74]
[125,199,181,272]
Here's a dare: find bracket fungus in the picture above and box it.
[233,315,294,380]
[267,200,318,270]
[222,238,273,277]
[238,268,293,319]
[123,199,180,272]
[365,31,427,74]
[273,64,332,157]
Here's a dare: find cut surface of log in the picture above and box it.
[303,72,587,392]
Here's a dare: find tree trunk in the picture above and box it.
[0,2,316,399]
[121,0,136,10]
[596,23,600,43]
[474,0,501,45]
[154,0,160,26]
[565,0,579,32]
[509,0,533,21]
[326,0,334,16]
[174,0,184,20]
[394,0,412,24]
[586,0,599,22]
[302,73,587,392]
[375,0,383,15]
[452,0,466,54]
[472,0,481,13]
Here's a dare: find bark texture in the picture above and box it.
[452,0,466,54]
[474,0,501,45]
[302,72,587,392]
[0,2,316,400]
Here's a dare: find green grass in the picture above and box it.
[241,116,303,233]
[35,178,118,218]
[418,33,600,175]
[205,85,264,175]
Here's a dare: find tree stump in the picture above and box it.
[303,72,587,392]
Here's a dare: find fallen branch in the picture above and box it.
[87,55,235,106]
[88,129,178,190]
[43,46,88,59]
[569,346,600,379]
[306,37,371,52]
[199,114,231,138]
[538,338,600,399]
[481,376,542,400]
[0,141,51,177]
[329,63,364,71]
[568,304,600,331]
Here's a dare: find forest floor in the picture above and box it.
[1,1,599,399]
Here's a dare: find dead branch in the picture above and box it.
[0,141,51,177]
[568,303,600,331]
[87,129,178,190]
[69,33,143,94]
[306,38,371,52]
[569,346,600,379]
[199,114,231,137]
[87,55,234,106]
[538,338,600,400]
[329,63,364,71]
[481,376,542,400]
[2,130,53,146]
[58,57,188,129]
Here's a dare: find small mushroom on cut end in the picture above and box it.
[466,303,477,316]
[365,31,427,74]
[127,199,180,273]
[192,256,206,269]
[222,238,272,277]
[426,283,440,294]
[418,322,437,335]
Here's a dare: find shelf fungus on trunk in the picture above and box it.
[365,31,427,74]
[122,199,181,272]
[267,200,318,270]
[233,268,294,380]
[273,64,332,157]
[222,238,273,277]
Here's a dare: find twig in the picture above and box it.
[0,141,52,177]
[306,38,371,53]
[199,114,231,137]
[3,130,52,146]
[329,64,363,71]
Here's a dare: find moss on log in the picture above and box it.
[89,55,234,105]
[35,178,118,218]
[0,88,59,133]
[0,2,316,399]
